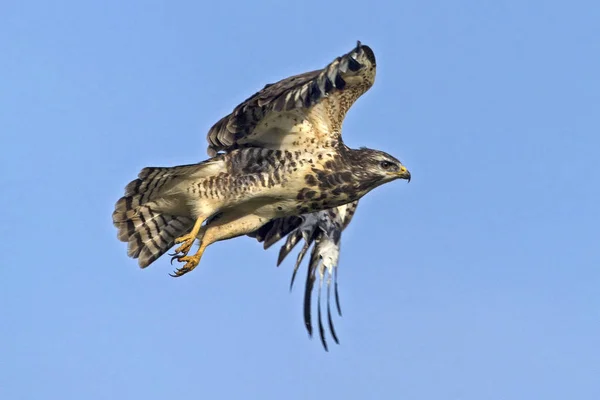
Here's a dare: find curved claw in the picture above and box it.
[169,268,189,278]
[168,253,202,278]
[170,254,182,265]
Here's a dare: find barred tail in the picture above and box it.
[112,166,197,268]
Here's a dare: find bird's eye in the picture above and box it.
[379,160,395,170]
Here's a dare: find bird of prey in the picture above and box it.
[113,41,411,350]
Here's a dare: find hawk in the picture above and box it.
[113,41,411,350]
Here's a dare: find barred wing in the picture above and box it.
[249,201,359,351]
[206,42,376,156]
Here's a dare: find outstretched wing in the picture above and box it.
[206,41,376,156]
[249,201,359,351]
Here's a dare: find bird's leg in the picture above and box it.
[170,213,267,277]
[172,216,206,256]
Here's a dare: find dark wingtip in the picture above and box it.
[361,45,376,66]
[327,283,340,345]
[277,248,286,266]
[334,269,343,316]
[305,317,313,337]
[304,273,315,337]
[352,40,375,65]
[289,267,299,292]
[305,322,313,337]
[328,306,340,345]
[290,241,311,290]
[318,298,329,352]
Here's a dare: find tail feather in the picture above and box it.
[113,165,200,268]
[124,166,188,204]
[113,205,194,268]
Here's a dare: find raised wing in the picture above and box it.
[206,41,376,156]
[249,201,359,351]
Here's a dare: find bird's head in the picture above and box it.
[350,147,411,187]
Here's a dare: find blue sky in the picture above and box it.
[1,0,599,398]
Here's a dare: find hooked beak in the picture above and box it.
[397,165,411,182]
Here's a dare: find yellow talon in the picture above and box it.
[170,248,204,278]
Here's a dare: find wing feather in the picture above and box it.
[249,201,359,350]
[206,42,376,155]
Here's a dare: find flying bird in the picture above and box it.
[113,41,411,350]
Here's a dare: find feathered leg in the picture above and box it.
[170,212,268,277]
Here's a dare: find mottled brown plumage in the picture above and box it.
[113,41,411,350]
[206,43,377,156]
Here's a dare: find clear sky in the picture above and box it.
[1,0,599,399]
